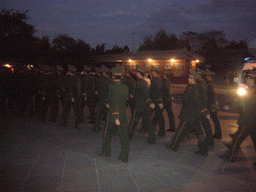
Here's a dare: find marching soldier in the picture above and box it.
[165,70,208,156]
[80,65,95,123]
[55,65,66,114]
[205,69,222,139]
[122,69,136,120]
[162,69,176,132]
[100,66,129,163]
[221,71,256,164]
[39,65,58,122]
[61,65,81,128]
[150,67,165,136]
[197,68,214,146]
[93,65,114,132]
[128,65,156,144]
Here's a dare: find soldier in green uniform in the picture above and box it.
[61,65,81,128]
[165,70,208,156]
[55,65,66,114]
[122,69,136,119]
[93,65,114,132]
[150,67,165,136]
[128,65,156,144]
[100,66,130,162]
[39,65,58,122]
[221,71,256,164]
[205,69,222,139]
[162,69,176,132]
[197,68,214,146]
[80,65,95,123]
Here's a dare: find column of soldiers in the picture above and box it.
[2,64,233,163]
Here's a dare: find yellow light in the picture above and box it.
[4,64,11,68]
[129,59,132,62]
[196,60,200,63]
[170,59,175,62]
[148,59,152,62]
[237,88,246,96]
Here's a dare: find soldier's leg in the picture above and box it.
[225,124,251,161]
[210,111,222,139]
[93,101,104,131]
[61,100,71,126]
[101,121,115,157]
[117,122,129,162]
[87,98,96,123]
[202,116,214,146]
[194,121,208,156]
[165,102,176,131]
[142,111,156,144]
[49,96,58,123]
[155,106,165,136]
[128,110,141,141]
[165,120,191,151]
[40,97,48,121]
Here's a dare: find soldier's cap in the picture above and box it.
[136,65,145,73]
[101,65,110,73]
[83,65,92,71]
[68,65,77,72]
[56,65,64,72]
[196,68,207,76]
[95,67,101,72]
[151,66,160,73]
[206,69,216,76]
[189,69,202,80]
[111,66,123,75]
[247,71,256,79]
[163,69,172,75]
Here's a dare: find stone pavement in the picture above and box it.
[1,103,256,192]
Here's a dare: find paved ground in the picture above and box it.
[1,84,256,192]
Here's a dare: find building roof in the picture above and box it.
[90,50,204,63]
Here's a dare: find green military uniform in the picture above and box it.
[150,68,165,136]
[197,68,214,146]
[61,65,81,128]
[165,70,208,156]
[221,71,256,162]
[122,69,136,118]
[128,65,156,144]
[39,65,58,122]
[101,66,129,162]
[162,69,176,131]
[55,65,66,113]
[93,65,114,132]
[80,66,95,123]
[206,69,221,139]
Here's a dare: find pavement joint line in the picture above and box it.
[19,152,41,192]
[221,161,228,174]
[128,168,140,192]
[94,158,101,192]
[58,153,68,191]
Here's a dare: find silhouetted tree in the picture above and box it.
[225,40,248,50]
[0,9,36,64]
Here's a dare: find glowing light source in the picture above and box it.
[196,60,200,63]
[4,64,11,68]
[237,88,246,96]
[170,59,175,62]
[148,59,152,62]
[129,59,132,62]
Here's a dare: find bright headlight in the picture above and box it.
[237,88,246,96]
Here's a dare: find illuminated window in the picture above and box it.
[125,63,131,69]
[165,63,173,69]
[174,63,184,69]
[153,63,160,69]
[144,63,151,69]
[132,63,139,68]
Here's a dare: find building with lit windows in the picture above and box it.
[91,50,204,84]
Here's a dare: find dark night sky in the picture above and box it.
[3,0,256,51]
